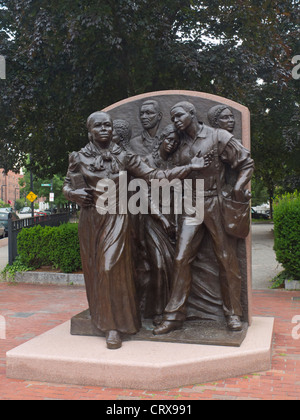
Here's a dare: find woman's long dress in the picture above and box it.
[142,153,176,319]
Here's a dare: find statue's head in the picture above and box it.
[170,101,197,132]
[208,105,235,132]
[112,119,132,146]
[139,100,162,131]
[87,111,113,144]
[159,124,180,155]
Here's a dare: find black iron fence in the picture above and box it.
[8,210,75,265]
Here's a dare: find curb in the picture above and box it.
[14,271,84,286]
[285,280,300,290]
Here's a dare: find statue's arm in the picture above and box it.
[220,137,255,202]
[125,152,212,181]
[63,152,94,207]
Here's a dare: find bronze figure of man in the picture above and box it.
[153,101,254,335]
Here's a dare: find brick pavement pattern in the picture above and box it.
[0,283,299,400]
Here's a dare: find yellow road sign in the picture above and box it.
[26,191,38,202]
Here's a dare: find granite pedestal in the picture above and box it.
[6,317,274,390]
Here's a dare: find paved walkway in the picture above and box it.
[0,224,299,400]
[251,224,282,289]
[0,237,8,272]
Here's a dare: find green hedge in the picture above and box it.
[273,192,300,279]
[17,223,81,273]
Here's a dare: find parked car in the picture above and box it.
[0,211,19,236]
[19,207,32,214]
[43,208,56,215]
[34,211,48,219]
[0,223,5,238]
[251,208,269,220]
[0,207,13,213]
[18,207,34,219]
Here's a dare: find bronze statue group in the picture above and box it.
[63,99,254,349]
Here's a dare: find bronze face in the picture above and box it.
[140,104,161,130]
[170,106,194,132]
[89,112,113,145]
[162,132,180,154]
[218,108,235,132]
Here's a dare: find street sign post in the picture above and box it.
[26,191,38,203]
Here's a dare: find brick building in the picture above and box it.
[0,169,23,207]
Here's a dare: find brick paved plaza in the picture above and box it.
[0,282,299,400]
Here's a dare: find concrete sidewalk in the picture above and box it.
[251,223,282,289]
[0,237,8,272]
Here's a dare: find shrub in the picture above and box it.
[1,256,34,282]
[273,192,300,279]
[17,223,81,273]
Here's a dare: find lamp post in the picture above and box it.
[15,187,19,210]
[1,185,7,202]
[29,154,34,217]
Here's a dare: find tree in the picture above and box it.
[250,79,299,215]
[0,0,298,184]
[0,199,10,208]
[251,178,269,207]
